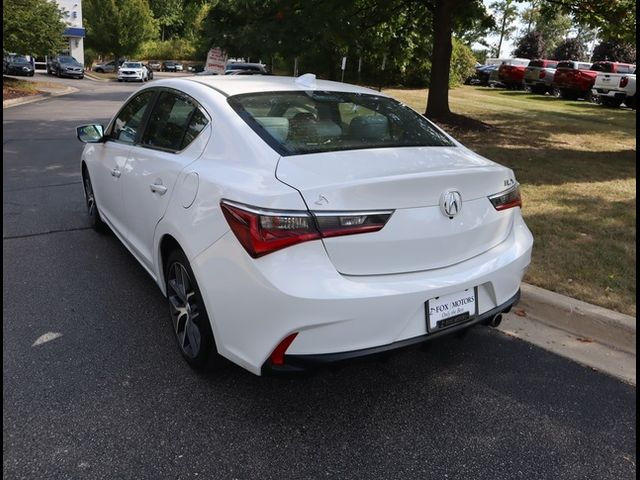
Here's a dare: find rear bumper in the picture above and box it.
[191,212,533,376]
[592,88,626,100]
[264,289,520,374]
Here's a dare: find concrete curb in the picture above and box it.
[3,86,78,109]
[83,72,114,82]
[518,283,636,355]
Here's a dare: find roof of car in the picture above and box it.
[185,75,386,97]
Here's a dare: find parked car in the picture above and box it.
[93,60,120,73]
[75,75,533,375]
[465,64,500,86]
[497,58,531,90]
[117,61,148,82]
[147,60,161,71]
[592,68,636,108]
[523,59,559,94]
[225,62,268,75]
[488,66,505,88]
[3,55,35,76]
[162,60,182,72]
[552,60,635,100]
[47,55,84,78]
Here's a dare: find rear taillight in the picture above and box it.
[488,184,522,211]
[220,200,393,258]
[539,71,546,79]
[620,76,629,88]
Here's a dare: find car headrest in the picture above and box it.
[349,115,389,140]
[256,117,289,143]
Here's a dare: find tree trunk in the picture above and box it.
[496,6,508,57]
[425,0,454,118]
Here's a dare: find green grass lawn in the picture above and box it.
[385,86,636,316]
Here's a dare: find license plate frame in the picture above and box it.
[425,287,479,333]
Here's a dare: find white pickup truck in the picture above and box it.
[592,68,636,108]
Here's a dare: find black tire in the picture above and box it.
[624,95,636,109]
[601,97,623,108]
[82,168,108,233]
[550,87,561,98]
[165,249,218,370]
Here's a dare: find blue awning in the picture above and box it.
[63,27,85,38]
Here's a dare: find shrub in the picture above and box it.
[450,38,477,87]
[136,38,198,60]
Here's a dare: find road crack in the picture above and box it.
[3,226,93,240]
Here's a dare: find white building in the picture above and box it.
[56,0,85,64]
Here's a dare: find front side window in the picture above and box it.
[142,91,208,151]
[110,90,156,144]
[228,91,454,156]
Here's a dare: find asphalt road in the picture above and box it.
[3,75,637,480]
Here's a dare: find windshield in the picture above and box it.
[122,62,142,68]
[228,91,454,156]
[59,56,78,64]
[12,56,30,64]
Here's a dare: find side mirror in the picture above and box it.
[76,124,105,143]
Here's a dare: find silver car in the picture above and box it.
[524,59,559,95]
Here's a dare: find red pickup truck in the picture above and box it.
[497,58,531,90]
[552,61,636,100]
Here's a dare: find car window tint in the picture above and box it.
[110,91,156,144]
[229,91,454,156]
[142,91,198,151]
[181,109,209,149]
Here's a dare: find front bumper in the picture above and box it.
[118,74,143,81]
[191,213,533,375]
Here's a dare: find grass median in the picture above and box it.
[385,86,636,316]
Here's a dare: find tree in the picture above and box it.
[149,0,184,41]
[553,37,587,61]
[531,4,571,55]
[512,31,546,59]
[83,0,157,59]
[489,0,519,57]
[3,0,66,56]
[591,40,636,63]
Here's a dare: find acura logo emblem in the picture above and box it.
[441,190,462,218]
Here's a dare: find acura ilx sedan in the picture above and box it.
[76,74,533,375]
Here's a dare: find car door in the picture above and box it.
[119,89,212,271]
[89,89,157,235]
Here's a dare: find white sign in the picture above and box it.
[341,56,347,70]
[428,288,476,330]
[206,47,228,74]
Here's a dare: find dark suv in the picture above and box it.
[4,55,35,76]
[48,55,84,78]
[224,62,268,75]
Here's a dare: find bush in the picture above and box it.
[84,47,98,68]
[450,38,477,87]
[136,38,198,60]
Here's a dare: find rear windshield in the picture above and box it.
[228,91,454,156]
[591,62,613,72]
[557,61,575,69]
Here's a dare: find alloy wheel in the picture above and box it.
[167,262,202,359]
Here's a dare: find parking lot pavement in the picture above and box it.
[3,79,637,480]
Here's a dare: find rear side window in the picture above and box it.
[529,60,543,68]
[142,91,209,152]
[228,90,454,156]
[110,90,156,144]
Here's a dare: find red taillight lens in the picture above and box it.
[620,76,629,88]
[270,333,298,366]
[539,71,546,79]
[221,200,393,258]
[488,184,522,211]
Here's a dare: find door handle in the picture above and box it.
[150,182,168,195]
[111,168,121,178]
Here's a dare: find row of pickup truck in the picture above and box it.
[496,59,636,109]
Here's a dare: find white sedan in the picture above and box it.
[117,61,148,82]
[76,75,533,375]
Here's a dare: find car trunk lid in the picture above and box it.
[276,146,516,275]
